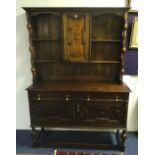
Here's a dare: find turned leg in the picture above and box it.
[31,127,37,147]
[120,130,127,153]
[37,127,45,140]
[116,129,127,153]
[121,130,127,146]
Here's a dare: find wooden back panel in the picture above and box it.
[31,13,63,60]
[34,63,120,82]
[31,12,62,39]
[91,13,123,40]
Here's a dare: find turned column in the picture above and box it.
[26,12,37,83]
[120,12,128,83]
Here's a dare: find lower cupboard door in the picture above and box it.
[30,101,76,126]
[80,102,125,127]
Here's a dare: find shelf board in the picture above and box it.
[34,60,63,63]
[91,39,121,42]
[32,39,121,42]
[33,60,89,63]
[90,60,120,64]
[33,60,120,64]
[32,39,62,42]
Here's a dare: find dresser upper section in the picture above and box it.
[23,7,130,83]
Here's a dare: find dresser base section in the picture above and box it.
[30,127,126,152]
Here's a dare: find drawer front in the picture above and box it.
[29,91,70,102]
[28,91,91,102]
[75,92,128,102]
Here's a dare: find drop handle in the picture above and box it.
[87,95,90,101]
[74,14,78,18]
[115,96,119,102]
[37,94,41,101]
[65,95,69,101]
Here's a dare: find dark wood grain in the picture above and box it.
[24,7,130,151]
[63,13,89,61]
[27,81,130,92]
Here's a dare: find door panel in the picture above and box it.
[63,13,89,61]
[30,101,76,126]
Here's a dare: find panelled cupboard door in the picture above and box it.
[30,100,76,126]
[79,101,126,127]
[63,13,89,62]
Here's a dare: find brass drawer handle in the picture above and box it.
[115,96,119,102]
[37,94,41,101]
[74,14,78,18]
[65,94,69,101]
[87,95,90,101]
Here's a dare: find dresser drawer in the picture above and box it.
[28,91,77,104]
[77,92,128,101]
[29,91,68,100]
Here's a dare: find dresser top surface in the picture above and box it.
[26,81,130,92]
[23,7,130,12]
